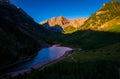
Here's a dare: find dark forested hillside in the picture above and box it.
[0,2,50,69]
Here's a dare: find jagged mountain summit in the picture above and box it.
[40,16,69,32]
[40,16,87,33]
[40,16,69,28]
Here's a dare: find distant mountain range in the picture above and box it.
[40,1,120,33]
[40,16,87,33]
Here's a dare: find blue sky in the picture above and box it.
[10,0,113,23]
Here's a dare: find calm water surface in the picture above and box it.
[12,45,72,71]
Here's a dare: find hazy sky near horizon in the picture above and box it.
[11,0,113,23]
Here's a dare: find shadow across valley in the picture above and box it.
[48,30,120,50]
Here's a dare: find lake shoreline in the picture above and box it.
[9,50,73,78]
[0,40,51,71]
[0,43,52,78]
[0,45,73,78]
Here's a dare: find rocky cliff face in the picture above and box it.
[40,16,87,32]
[64,18,87,28]
[40,16,68,32]
[41,16,69,27]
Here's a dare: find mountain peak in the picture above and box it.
[40,16,69,27]
[50,17,57,20]
[58,16,66,19]
[40,16,87,31]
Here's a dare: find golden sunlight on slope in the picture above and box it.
[98,17,120,31]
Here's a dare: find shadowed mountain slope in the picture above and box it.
[0,2,50,68]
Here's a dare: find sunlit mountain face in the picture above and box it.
[1,0,120,79]
[80,1,120,32]
[40,16,87,33]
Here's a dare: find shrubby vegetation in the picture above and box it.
[63,26,77,34]
[108,25,120,32]
[46,30,120,49]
